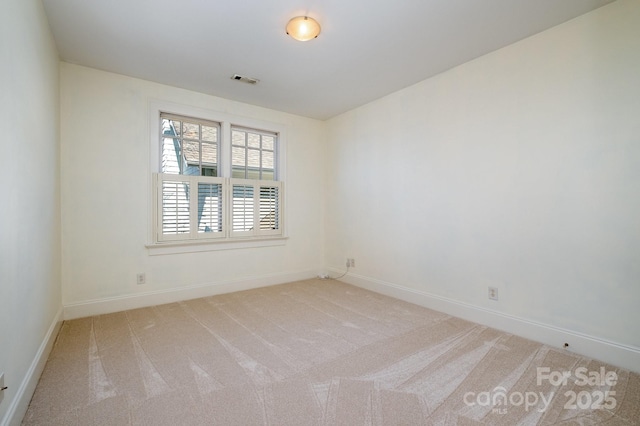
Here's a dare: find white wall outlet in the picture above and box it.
[488,287,498,301]
[136,273,146,285]
[346,258,355,268]
[0,372,5,404]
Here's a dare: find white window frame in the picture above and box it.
[147,100,287,254]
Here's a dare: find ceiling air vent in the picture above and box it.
[231,74,259,85]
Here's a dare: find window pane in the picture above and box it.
[232,168,245,179]
[183,165,199,176]
[161,137,181,174]
[261,170,274,181]
[247,169,260,180]
[201,142,217,167]
[198,183,222,233]
[248,133,260,148]
[183,122,199,139]
[232,130,245,146]
[162,118,181,136]
[259,186,279,230]
[262,150,274,170]
[232,146,245,167]
[232,185,254,231]
[162,180,190,235]
[202,125,217,142]
[247,148,260,168]
[182,140,199,165]
[262,135,274,150]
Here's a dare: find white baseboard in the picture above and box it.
[1,307,63,426]
[334,269,640,374]
[64,269,319,320]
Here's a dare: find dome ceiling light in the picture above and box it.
[286,16,321,41]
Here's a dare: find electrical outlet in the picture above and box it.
[0,372,5,404]
[488,287,498,301]
[346,258,355,268]
[136,273,146,285]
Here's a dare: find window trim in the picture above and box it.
[147,100,287,253]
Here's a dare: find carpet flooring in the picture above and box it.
[23,279,640,425]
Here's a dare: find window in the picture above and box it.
[153,110,284,245]
[161,113,220,176]
[231,127,276,180]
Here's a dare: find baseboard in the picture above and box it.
[1,307,63,426]
[333,269,640,374]
[64,269,319,320]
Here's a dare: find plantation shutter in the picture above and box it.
[197,181,223,237]
[257,183,281,236]
[156,174,226,241]
[229,179,283,238]
[158,176,191,241]
[231,182,255,236]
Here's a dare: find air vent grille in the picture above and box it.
[231,74,259,85]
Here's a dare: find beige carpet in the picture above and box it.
[23,279,640,425]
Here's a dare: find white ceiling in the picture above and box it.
[42,0,614,120]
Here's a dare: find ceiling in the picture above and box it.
[42,0,614,120]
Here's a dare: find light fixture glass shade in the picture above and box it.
[286,16,321,41]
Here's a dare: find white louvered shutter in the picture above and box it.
[158,176,191,241]
[156,174,226,241]
[196,181,224,238]
[257,183,282,236]
[231,182,255,237]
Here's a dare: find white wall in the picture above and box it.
[0,0,62,423]
[60,64,326,313]
[326,0,640,352]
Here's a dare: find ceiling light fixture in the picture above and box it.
[286,16,321,41]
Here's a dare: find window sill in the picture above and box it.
[146,236,288,256]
